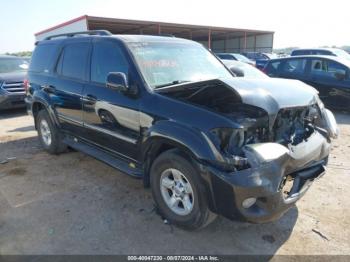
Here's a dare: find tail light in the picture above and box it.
[23,79,30,95]
[261,67,268,74]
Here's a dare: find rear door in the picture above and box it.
[308,58,350,109]
[47,39,91,133]
[82,38,141,161]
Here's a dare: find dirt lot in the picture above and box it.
[0,109,349,256]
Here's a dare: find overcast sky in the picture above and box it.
[0,0,348,53]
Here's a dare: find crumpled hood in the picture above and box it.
[221,77,318,115]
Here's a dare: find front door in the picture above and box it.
[307,58,350,109]
[82,39,140,161]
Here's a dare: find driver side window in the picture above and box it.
[91,41,129,84]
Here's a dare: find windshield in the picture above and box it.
[0,58,29,73]
[128,41,232,89]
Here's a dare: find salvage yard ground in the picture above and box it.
[0,109,349,255]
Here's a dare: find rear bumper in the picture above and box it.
[0,93,26,110]
[204,131,330,223]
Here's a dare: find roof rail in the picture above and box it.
[44,30,112,40]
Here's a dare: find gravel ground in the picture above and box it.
[0,109,349,256]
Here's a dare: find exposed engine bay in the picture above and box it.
[156,78,336,169]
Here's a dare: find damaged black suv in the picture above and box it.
[26,30,338,230]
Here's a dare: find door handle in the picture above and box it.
[42,85,56,93]
[82,94,97,104]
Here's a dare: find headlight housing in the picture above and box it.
[209,128,248,168]
[322,109,339,139]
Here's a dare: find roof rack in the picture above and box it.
[44,30,112,40]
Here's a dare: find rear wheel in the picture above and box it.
[36,110,67,154]
[150,150,216,230]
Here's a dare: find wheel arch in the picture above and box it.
[31,97,60,129]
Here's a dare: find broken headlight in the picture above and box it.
[209,128,248,168]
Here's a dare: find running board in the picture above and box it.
[63,136,143,178]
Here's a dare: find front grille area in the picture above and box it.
[1,81,25,94]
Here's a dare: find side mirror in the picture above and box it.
[106,72,129,92]
[230,67,244,77]
[334,70,346,81]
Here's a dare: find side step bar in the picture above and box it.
[63,136,143,178]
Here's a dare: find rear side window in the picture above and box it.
[58,42,90,80]
[315,50,332,56]
[30,44,56,73]
[91,41,129,84]
[291,50,309,56]
[281,59,307,75]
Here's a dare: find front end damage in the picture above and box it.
[204,102,337,222]
[157,78,338,222]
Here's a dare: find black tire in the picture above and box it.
[150,149,217,230]
[36,110,67,154]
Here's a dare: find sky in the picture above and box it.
[0,0,349,53]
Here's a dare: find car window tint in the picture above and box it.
[328,61,347,74]
[292,50,307,56]
[218,54,234,60]
[91,41,129,84]
[281,59,307,74]
[60,43,90,80]
[311,59,347,78]
[30,44,56,73]
[266,61,281,77]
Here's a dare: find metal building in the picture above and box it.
[35,15,274,53]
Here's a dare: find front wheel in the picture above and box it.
[150,150,216,230]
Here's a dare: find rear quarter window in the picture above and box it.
[29,44,57,73]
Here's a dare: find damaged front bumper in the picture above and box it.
[204,130,331,223]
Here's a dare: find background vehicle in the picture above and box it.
[0,55,28,110]
[264,55,350,110]
[26,31,337,230]
[221,59,268,79]
[242,52,277,69]
[291,48,350,60]
[216,53,255,66]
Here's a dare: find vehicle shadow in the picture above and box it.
[0,136,299,256]
[0,108,27,120]
[195,206,299,256]
[8,126,35,133]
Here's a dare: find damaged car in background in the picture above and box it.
[26,32,338,230]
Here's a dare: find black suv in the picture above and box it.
[26,31,338,230]
[0,55,28,110]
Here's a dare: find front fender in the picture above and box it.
[142,120,222,164]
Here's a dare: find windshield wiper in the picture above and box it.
[154,80,191,89]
